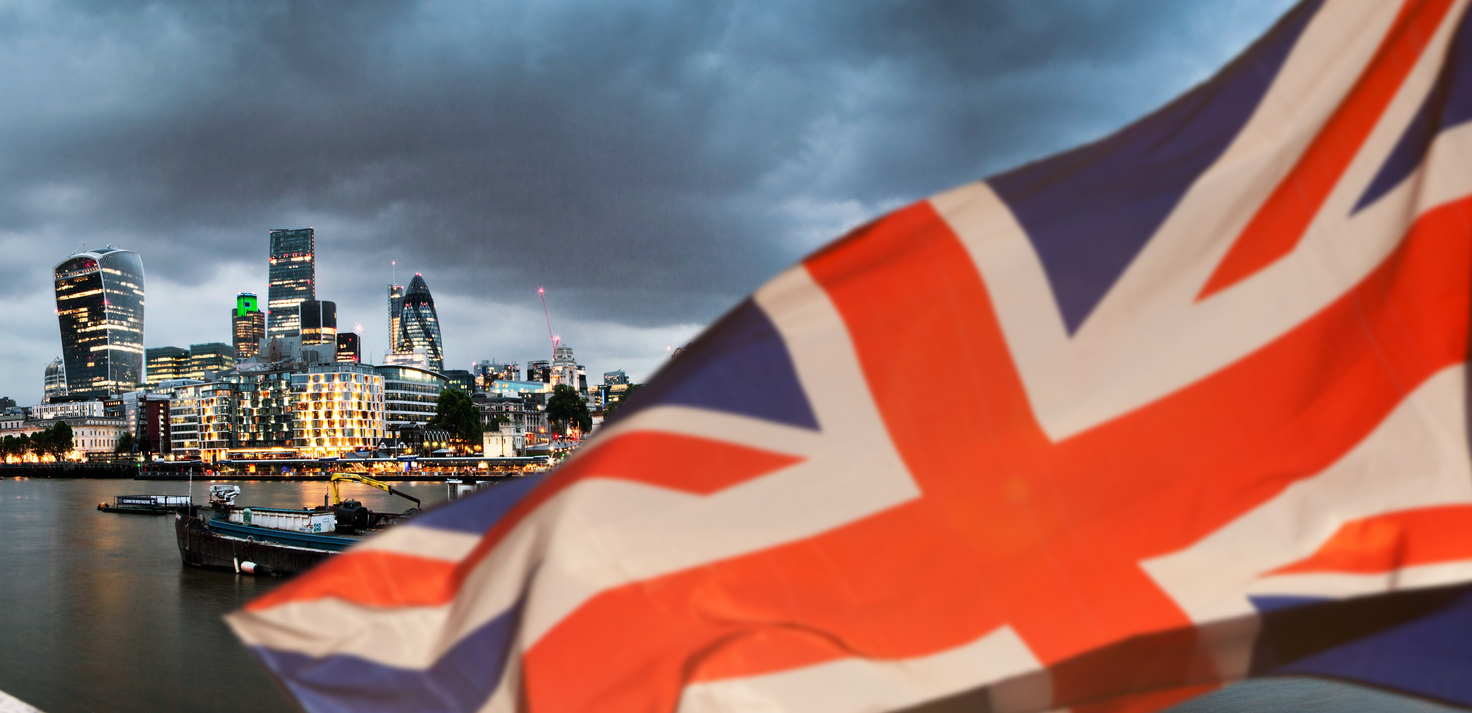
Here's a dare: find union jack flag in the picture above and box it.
[229,1,1472,710]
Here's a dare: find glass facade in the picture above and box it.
[298,299,337,346]
[223,370,295,450]
[186,343,235,379]
[232,293,266,358]
[375,364,445,428]
[290,363,384,456]
[267,228,315,339]
[335,333,360,363]
[43,357,67,402]
[526,360,551,383]
[54,248,145,399]
[387,284,404,354]
[396,275,443,371]
[145,347,189,386]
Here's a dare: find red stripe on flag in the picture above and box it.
[522,195,1472,712]
[1198,0,1453,299]
[247,551,458,611]
[249,432,802,611]
[1270,504,1472,576]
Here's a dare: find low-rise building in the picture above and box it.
[482,422,525,457]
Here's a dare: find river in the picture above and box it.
[0,477,1460,713]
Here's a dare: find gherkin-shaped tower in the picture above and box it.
[397,274,443,372]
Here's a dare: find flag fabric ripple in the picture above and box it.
[229,1,1472,710]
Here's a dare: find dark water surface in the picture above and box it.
[0,478,1464,713]
[0,478,451,713]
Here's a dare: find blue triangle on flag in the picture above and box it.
[988,0,1321,334]
[612,299,820,431]
[1354,8,1472,214]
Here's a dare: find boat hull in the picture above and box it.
[174,513,335,575]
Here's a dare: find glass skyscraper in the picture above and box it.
[53,247,145,399]
[232,292,266,358]
[298,299,337,346]
[387,283,404,354]
[396,274,444,372]
[267,228,315,339]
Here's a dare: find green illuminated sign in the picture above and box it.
[236,294,258,317]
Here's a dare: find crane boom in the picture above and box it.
[539,287,558,355]
[329,472,421,508]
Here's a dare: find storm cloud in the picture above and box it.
[0,0,1293,402]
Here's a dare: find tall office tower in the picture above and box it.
[298,299,338,346]
[145,346,190,386]
[43,357,67,402]
[396,274,443,371]
[232,293,267,358]
[186,342,235,379]
[54,247,145,399]
[387,283,404,354]
[267,228,315,339]
[336,332,361,363]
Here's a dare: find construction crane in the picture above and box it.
[539,287,559,354]
[329,471,421,508]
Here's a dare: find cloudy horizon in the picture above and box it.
[0,0,1295,405]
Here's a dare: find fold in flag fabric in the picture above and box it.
[228,1,1472,710]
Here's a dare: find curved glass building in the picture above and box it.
[43,357,67,402]
[396,274,443,372]
[54,247,145,399]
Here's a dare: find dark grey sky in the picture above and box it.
[0,0,1294,403]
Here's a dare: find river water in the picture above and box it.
[0,478,1463,713]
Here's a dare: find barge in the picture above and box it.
[98,494,194,515]
[176,473,420,575]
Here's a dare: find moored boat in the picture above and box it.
[175,511,339,575]
[98,494,193,515]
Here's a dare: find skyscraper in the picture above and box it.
[396,274,443,372]
[43,357,67,403]
[387,283,404,355]
[336,332,360,363]
[232,293,266,358]
[267,228,315,339]
[298,299,338,346]
[54,247,145,399]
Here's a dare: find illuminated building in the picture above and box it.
[186,342,235,380]
[222,367,296,452]
[525,360,551,383]
[267,228,315,339]
[550,344,577,389]
[473,360,519,390]
[441,369,474,394]
[290,362,384,457]
[53,247,145,399]
[374,364,445,430]
[387,284,404,354]
[145,347,189,386]
[382,346,429,369]
[395,274,443,371]
[43,357,67,403]
[232,293,266,358]
[336,333,360,363]
[169,381,235,460]
[298,299,337,346]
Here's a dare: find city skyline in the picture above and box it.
[0,2,1295,405]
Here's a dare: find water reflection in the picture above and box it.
[0,478,449,713]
